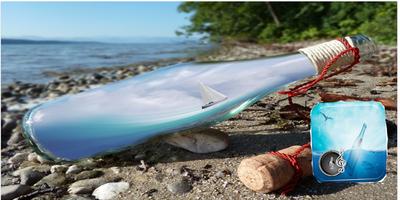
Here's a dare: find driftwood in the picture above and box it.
[319,93,397,111]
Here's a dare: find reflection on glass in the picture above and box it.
[23,53,317,161]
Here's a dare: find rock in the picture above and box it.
[62,195,93,200]
[167,179,192,194]
[134,153,146,160]
[34,173,66,187]
[66,165,82,175]
[78,79,87,85]
[6,130,24,146]
[110,167,121,174]
[47,82,59,90]
[92,73,104,80]
[2,119,17,137]
[59,75,70,81]
[2,90,13,98]
[68,178,109,194]
[48,91,62,98]
[12,165,51,176]
[1,175,18,186]
[26,87,43,97]
[57,83,70,93]
[92,182,130,200]
[215,170,225,178]
[2,104,7,112]
[143,188,158,197]
[214,169,231,179]
[27,152,39,163]
[74,170,103,181]
[1,184,32,200]
[20,170,46,185]
[164,128,229,153]
[51,165,68,174]
[37,155,52,164]
[386,119,397,138]
[77,158,97,169]
[8,152,29,165]
[370,89,380,95]
[137,65,147,73]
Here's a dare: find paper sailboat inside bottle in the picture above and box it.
[22,35,376,161]
[199,82,228,109]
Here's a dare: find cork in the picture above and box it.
[237,145,312,193]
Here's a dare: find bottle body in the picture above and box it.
[23,53,317,161]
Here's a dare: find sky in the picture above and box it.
[1,2,191,40]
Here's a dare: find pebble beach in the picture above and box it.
[1,40,397,199]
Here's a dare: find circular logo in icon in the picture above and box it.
[319,150,346,176]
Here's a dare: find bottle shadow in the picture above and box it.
[97,127,370,196]
[97,119,397,196]
[100,127,311,165]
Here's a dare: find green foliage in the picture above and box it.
[177,2,396,44]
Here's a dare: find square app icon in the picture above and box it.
[310,101,387,183]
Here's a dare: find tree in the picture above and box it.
[177,2,396,44]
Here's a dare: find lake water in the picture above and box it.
[1,42,213,85]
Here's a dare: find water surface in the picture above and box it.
[2,41,212,84]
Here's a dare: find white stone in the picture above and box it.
[92,182,129,200]
[164,128,229,153]
[110,167,121,174]
[51,165,68,174]
[37,155,51,164]
[66,165,82,175]
[27,153,39,163]
[68,178,108,194]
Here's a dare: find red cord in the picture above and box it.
[271,38,361,195]
[278,38,360,98]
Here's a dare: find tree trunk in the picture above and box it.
[266,2,281,27]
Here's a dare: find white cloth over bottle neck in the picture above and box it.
[298,35,376,74]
